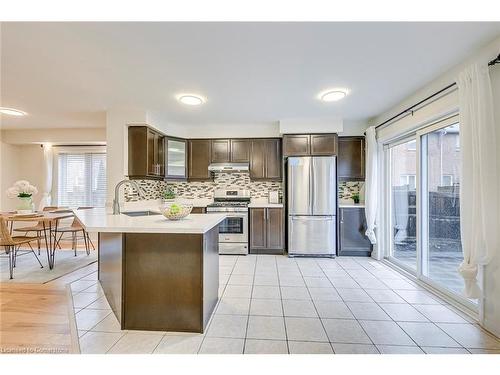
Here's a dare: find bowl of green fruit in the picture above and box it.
[161,202,193,220]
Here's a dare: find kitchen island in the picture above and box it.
[75,208,226,333]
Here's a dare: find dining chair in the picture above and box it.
[12,206,60,254]
[54,207,93,256]
[1,216,44,279]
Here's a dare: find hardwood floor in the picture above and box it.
[0,254,97,354]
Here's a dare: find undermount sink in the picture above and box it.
[122,210,161,217]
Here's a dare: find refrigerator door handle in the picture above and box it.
[311,159,315,215]
[309,160,314,214]
[291,216,334,220]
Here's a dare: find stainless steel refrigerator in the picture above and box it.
[287,156,337,257]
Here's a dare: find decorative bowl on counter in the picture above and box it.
[161,203,193,220]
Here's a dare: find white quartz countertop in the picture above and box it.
[75,208,226,234]
[248,202,284,208]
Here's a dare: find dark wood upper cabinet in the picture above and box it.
[249,140,266,179]
[283,134,310,156]
[250,207,284,253]
[265,139,282,180]
[128,126,164,179]
[311,134,338,155]
[230,139,250,162]
[338,207,372,256]
[249,139,282,181]
[211,139,231,163]
[188,139,212,181]
[283,134,338,156]
[338,136,365,180]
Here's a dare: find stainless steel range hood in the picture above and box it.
[208,162,249,173]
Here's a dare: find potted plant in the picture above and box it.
[6,180,38,212]
[352,193,360,204]
[163,187,176,202]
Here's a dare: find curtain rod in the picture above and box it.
[374,82,456,130]
[488,53,500,66]
[374,53,500,131]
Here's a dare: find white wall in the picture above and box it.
[1,128,106,145]
[279,118,343,134]
[372,35,500,336]
[0,141,21,211]
[105,109,148,207]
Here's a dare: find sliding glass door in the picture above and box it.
[387,138,417,272]
[384,116,474,307]
[420,122,467,297]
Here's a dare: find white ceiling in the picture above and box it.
[1,22,500,130]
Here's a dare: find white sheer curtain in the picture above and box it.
[364,126,378,250]
[38,143,53,210]
[456,63,499,298]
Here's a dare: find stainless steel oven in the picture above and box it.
[207,189,250,255]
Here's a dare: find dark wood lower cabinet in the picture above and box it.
[98,227,219,333]
[191,207,207,214]
[250,207,284,254]
[338,207,372,256]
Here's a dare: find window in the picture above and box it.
[400,174,416,190]
[407,140,416,151]
[388,139,417,271]
[57,150,106,208]
[442,174,454,186]
[421,123,464,296]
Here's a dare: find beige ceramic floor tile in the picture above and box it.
[359,320,414,346]
[107,332,164,354]
[216,297,251,315]
[285,317,328,342]
[75,309,111,330]
[80,331,124,354]
[249,298,283,316]
[322,319,371,344]
[437,323,500,349]
[244,339,288,354]
[376,345,424,354]
[153,335,204,354]
[246,316,286,340]
[206,315,248,339]
[288,341,333,354]
[332,343,380,354]
[199,337,245,354]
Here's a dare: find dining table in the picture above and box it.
[2,210,75,270]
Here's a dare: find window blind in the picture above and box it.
[57,152,106,208]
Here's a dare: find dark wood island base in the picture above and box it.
[98,226,219,333]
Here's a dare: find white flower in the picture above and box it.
[6,187,19,198]
[15,180,30,191]
[7,180,38,198]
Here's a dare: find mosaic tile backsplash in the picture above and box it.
[338,181,365,201]
[124,172,282,201]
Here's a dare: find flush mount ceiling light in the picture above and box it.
[178,94,205,106]
[0,107,28,116]
[319,89,348,102]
